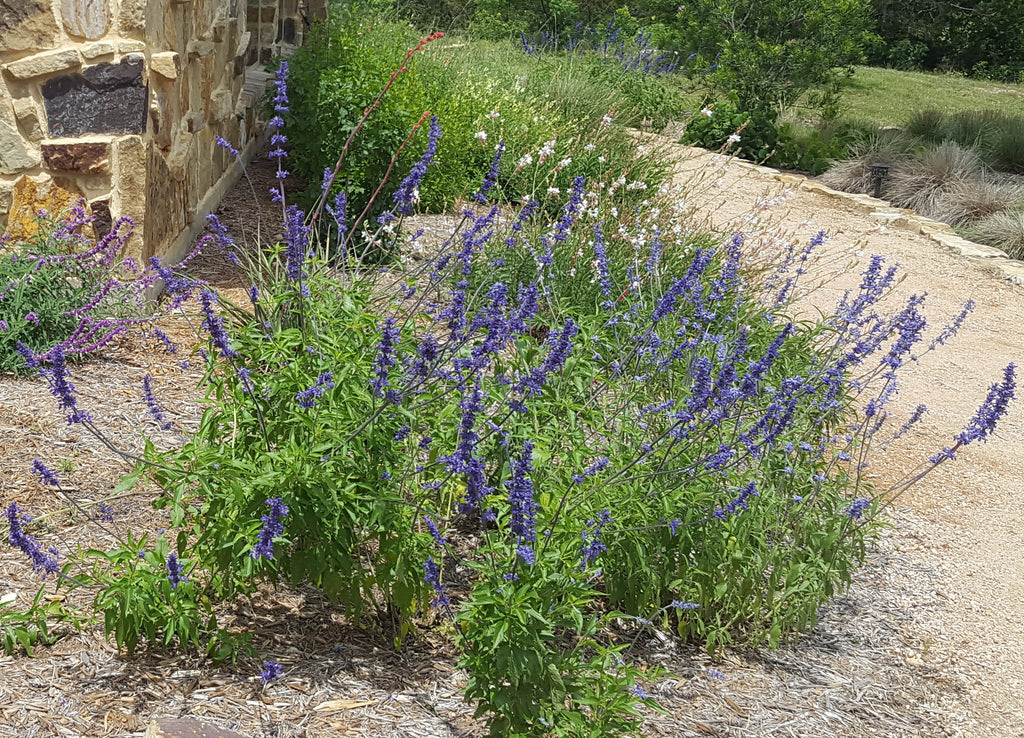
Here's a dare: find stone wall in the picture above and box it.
[0,0,326,264]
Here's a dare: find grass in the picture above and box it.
[840,67,1024,126]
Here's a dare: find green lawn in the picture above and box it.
[841,67,1024,125]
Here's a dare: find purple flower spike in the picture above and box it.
[260,660,283,685]
[31,460,60,487]
[393,116,442,215]
[42,345,90,424]
[250,497,290,560]
[142,374,173,430]
[166,553,187,589]
[6,503,61,578]
[956,363,1016,446]
[370,318,400,399]
[473,140,504,204]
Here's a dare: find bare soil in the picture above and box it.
[0,142,1021,737]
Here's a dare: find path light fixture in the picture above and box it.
[869,163,891,199]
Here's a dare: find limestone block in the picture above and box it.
[0,92,41,174]
[185,111,206,134]
[82,41,116,59]
[111,136,147,260]
[42,58,148,137]
[6,174,85,240]
[144,143,187,258]
[0,178,14,216]
[210,88,234,122]
[119,40,146,54]
[166,132,193,181]
[118,0,145,36]
[11,97,46,142]
[0,0,59,53]
[4,50,83,80]
[150,52,181,80]
[187,40,216,60]
[62,0,110,40]
[211,6,229,42]
[150,90,172,149]
[42,141,110,174]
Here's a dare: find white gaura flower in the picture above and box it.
[727,133,741,144]
[701,106,713,117]
[474,130,488,142]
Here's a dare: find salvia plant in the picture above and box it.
[3,48,1017,738]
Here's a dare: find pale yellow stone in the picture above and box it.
[150,52,181,80]
[210,88,234,122]
[61,0,110,40]
[11,97,45,142]
[3,49,82,80]
[82,41,116,59]
[118,40,146,54]
[111,136,147,262]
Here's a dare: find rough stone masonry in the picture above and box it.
[0,0,326,264]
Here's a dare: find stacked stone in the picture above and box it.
[0,0,324,264]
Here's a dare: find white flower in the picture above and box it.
[583,143,596,152]
[517,153,534,170]
[597,155,606,163]
[701,106,714,117]
[601,114,613,126]
[727,133,741,144]
[486,109,500,120]
[547,187,561,195]
[474,130,488,142]
[556,157,572,170]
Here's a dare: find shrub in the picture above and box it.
[887,142,987,217]
[0,207,149,374]
[964,208,1024,259]
[905,109,1024,175]
[817,129,918,195]
[668,0,872,117]
[936,180,1024,226]
[680,100,779,162]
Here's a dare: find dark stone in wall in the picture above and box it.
[278,17,295,44]
[89,199,111,239]
[42,58,148,137]
[42,141,110,174]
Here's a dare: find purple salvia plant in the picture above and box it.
[295,371,335,409]
[370,318,400,399]
[6,503,61,578]
[283,205,311,296]
[394,115,442,214]
[579,510,612,570]
[166,552,187,589]
[474,140,504,204]
[142,374,172,430]
[712,481,758,520]
[31,460,60,487]
[250,497,290,560]
[42,344,90,424]
[198,289,237,360]
[423,557,450,607]
[506,441,539,562]
[268,61,290,204]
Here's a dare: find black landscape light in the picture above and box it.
[869,162,891,199]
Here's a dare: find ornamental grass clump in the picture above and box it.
[4,55,1018,737]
